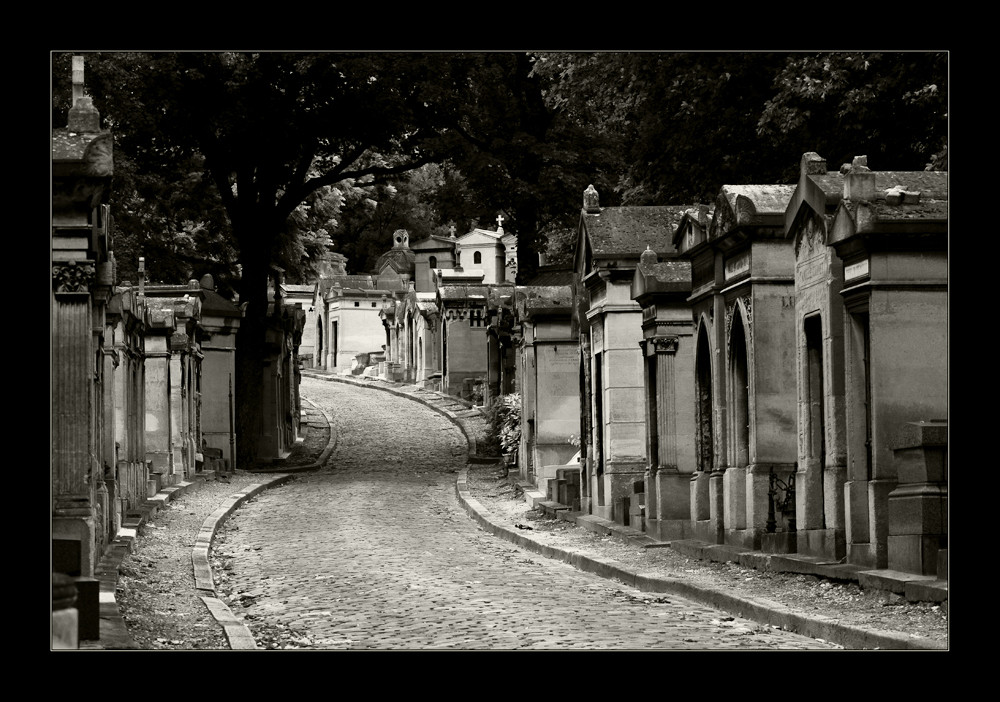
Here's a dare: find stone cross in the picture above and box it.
[449,224,456,237]
[496,214,504,230]
[72,56,85,105]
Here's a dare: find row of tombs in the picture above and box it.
[52,65,307,647]
[362,153,947,581]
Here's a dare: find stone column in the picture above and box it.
[144,332,173,489]
[708,294,728,544]
[169,341,186,484]
[51,281,98,578]
[650,336,690,539]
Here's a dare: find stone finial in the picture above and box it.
[200,273,215,290]
[843,155,876,201]
[584,184,600,213]
[801,152,826,176]
[138,257,146,297]
[640,245,657,268]
[496,214,505,233]
[393,229,409,248]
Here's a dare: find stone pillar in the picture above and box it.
[144,333,173,489]
[169,345,185,483]
[51,287,98,578]
[887,421,947,575]
[648,336,691,539]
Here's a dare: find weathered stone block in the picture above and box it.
[797,527,846,561]
[690,471,710,521]
[655,518,691,541]
[894,446,947,484]
[888,484,947,535]
[888,535,941,576]
[655,470,691,521]
[722,467,746,530]
[761,530,796,554]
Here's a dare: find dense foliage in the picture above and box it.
[530,51,947,205]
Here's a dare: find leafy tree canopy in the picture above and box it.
[532,51,947,205]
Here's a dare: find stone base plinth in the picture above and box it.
[761,531,797,554]
[654,518,692,541]
[797,528,846,560]
[888,534,945,576]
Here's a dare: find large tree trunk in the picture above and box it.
[233,228,273,470]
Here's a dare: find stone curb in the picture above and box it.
[192,474,297,650]
[88,477,208,650]
[454,468,945,651]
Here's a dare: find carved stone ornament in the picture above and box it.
[53,261,96,293]
[734,194,757,225]
[584,184,600,212]
[795,212,824,259]
[725,295,754,353]
[650,336,679,354]
[742,294,753,337]
[710,192,733,238]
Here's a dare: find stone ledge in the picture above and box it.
[905,579,948,603]
[857,568,938,594]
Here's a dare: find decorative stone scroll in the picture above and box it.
[53,262,96,293]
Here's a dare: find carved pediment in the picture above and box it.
[794,211,827,260]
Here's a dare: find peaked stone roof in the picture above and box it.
[582,206,690,258]
[526,266,576,287]
[711,184,797,239]
[516,285,575,317]
[411,234,459,251]
[374,248,416,275]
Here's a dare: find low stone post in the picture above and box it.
[52,573,78,649]
[887,420,947,575]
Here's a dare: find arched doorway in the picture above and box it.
[316,315,324,369]
[804,313,826,529]
[695,322,714,474]
[729,310,750,470]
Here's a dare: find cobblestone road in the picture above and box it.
[215,377,836,650]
